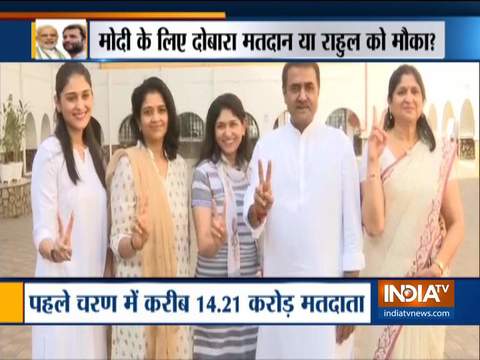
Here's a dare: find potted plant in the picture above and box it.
[0,94,28,183]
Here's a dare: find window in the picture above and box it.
[90,117,104,145]
[118,115,135,147]
[326,108,347,133]
[326,108,362,156]
[245,112,259,140]
[179,112,204,141]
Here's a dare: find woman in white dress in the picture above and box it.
[106,77,192,359]
[31,63,108,359]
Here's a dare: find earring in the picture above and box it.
[388,109,393,122]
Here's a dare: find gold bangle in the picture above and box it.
[433,258,446,275]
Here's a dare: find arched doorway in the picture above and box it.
[40,114,51,141]
[326,108,362,156]
[245,112,260,149]
[118,115,135,149]
[25,113,37,173]
[459,99,475,160]
[179,112,204,141]
[90,117,105,145]
[178,112,204,160]
[442,102,455,137]
[273,110,289,130]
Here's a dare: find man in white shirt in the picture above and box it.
[244,63,365,359]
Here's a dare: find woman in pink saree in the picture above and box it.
[356,64,464,359]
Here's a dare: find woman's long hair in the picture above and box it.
[129,77,179,160]
[54,63,106,187]
[384,64,436,152]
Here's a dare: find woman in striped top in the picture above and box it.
[191,93,258,359]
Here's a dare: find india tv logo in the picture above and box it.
[378,280,455,308]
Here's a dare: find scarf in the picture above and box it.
[215,155,246,277]
[106,145,178,359]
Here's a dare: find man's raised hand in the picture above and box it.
[252,159,274,223]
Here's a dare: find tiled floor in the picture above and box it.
[0,174,478,359]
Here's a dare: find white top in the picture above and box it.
[31,136,107,277]
[30,136,107,359]
[243,114,364,359]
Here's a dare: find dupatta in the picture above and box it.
[106,146,178,359]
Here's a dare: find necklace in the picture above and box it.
[390,130,418,155]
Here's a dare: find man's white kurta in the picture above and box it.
[31,136,107,359]
[244,116,364,359]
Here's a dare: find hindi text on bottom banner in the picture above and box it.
[24,282,371,324]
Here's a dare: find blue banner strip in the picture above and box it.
[2,277,479,325]
[3,16,480,60]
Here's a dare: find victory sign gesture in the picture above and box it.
[51,212,74,262]
[251,159,274,225]
[130,196,150,251]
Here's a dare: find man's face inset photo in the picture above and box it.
[37,26,58,50]
[63,27,85,58]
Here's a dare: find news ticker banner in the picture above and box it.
[0,279,479,325]
[89,21,444,60]
[4,16,480,60]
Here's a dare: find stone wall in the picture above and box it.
[0,179,31,218]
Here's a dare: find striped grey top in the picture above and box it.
[191,159,258,278]
[192,160,258,359]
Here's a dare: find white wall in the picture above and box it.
[1,62,478,152]
[0,63,55,147]
[319,63,366,129]
[365,62,479,138]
